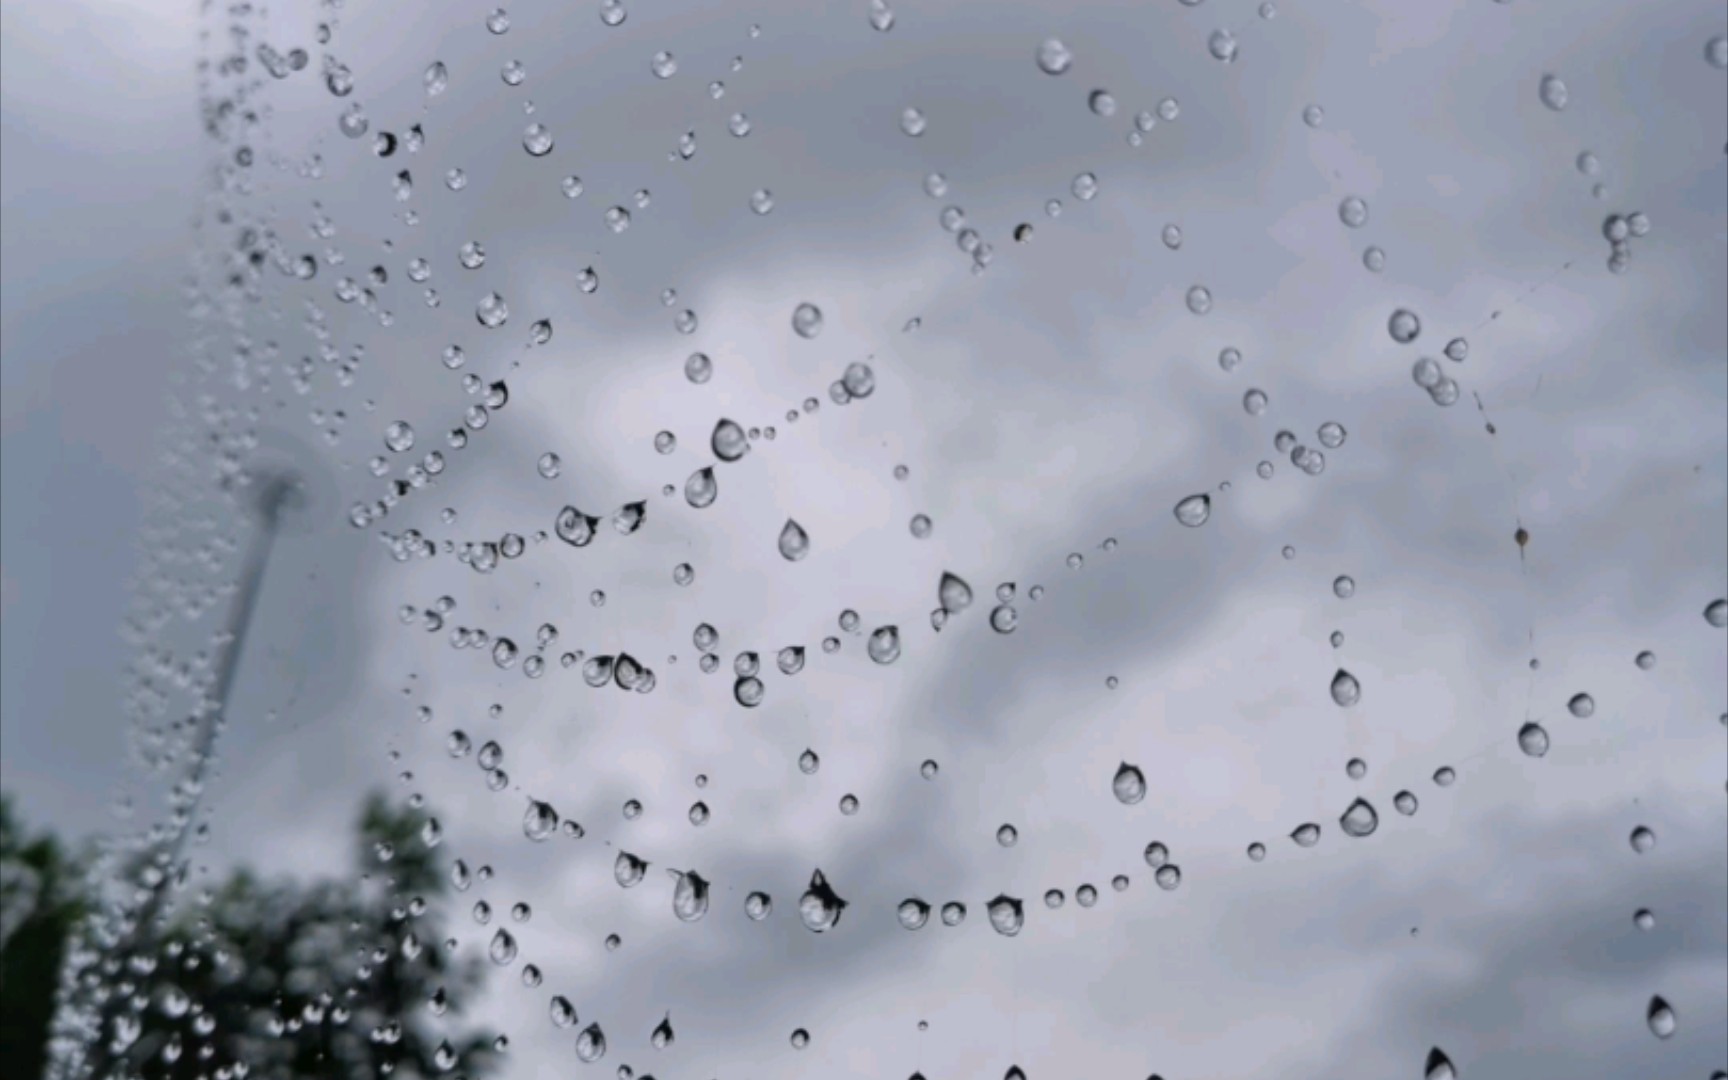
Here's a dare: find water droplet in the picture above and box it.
[997,823,1019,847]
[684,467,718,509]
[575,1022,606,1062]
[1646,995,1675,1038]
[1339,195,1370,228]
[1174,493,1211,527]
[488,928,517,964]
[650,50,677,79]
[1710,34,1728,70]
[1340,798,1379,838]
[1517,722,1550,758]
[1389,308,1421,344]
[1629,825,1656,854]
[611,501,646,536]
[1072,172,1099,200]
[899,106,928,136]
[798,870,848,932]
[555,505,598,547]
[1247,842,1267,861]
[1704,598,1727,627]
[1185,284,1213,314]
[1394,790,1419,816]
[522,122,554,156]
[1208,28,1239,62]
[1291,823,1321,847]
[778,519,811,561]
[745,891,772,920]
[383,421,416,454]
[987,894,1025,936]
[1538,73,1569,111]
[1036,38,1073,76]
[937,572,974,613]
[792,302,824,338]
[1243,388,1269,416]
[1424,1047,1457,1080]
[1633,908,1655,930]
[524,799,558,841]
[614,851,649,887]
[1112,762,1147,805]
[476,291,510,328]
[869,0,896,32]
[671,870,710,922]
[733,675,764,707]
[1302,103,1325,127]
[1330,669,1361,707]
[897,898,931,930]
[1089,89,1117,116]
[1567,692,1595,718]
[867,625,901,664]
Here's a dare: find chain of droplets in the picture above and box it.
[399,28,1724,1072]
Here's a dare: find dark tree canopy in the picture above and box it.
[2,793,496,1080]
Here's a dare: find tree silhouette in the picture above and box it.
[2,793,497,1080]
[2,797,90,1080]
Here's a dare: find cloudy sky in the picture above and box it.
[2,0,1725,1078]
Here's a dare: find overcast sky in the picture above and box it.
[2,0,1725,1078]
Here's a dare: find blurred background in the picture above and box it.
[2,1,1725,1078]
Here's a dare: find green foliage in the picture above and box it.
[1,796,88,1080]
[2,793,496,1080]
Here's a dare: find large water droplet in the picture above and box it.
[1707,598,1728,627]
[1340,797,1379,838]
[897,898,931,930]
[791,302,824,338]
[1036,38,1073,75]
[671,870,710,922]
[939,572,974,612]
[798,869,848,932]
[1112,762,1147,805]
[778,519,811,561]
[685,467,718,509]
[1174,493,1211,527]
[1424,1047,1457,1080]
[867,625,901,664]
[1538,73,1569,111]
[614,851,649,887]
[554,506,598,548]
[1646,995,1675,1038]
[523,799,558,841]
[575,1022,606,1062]
[987,894,1025,936]
[1330,669,1361,707]
[488,928,517,965]
[712,418,749,461]
[1517,722,1550,758]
